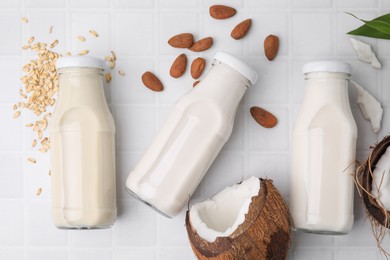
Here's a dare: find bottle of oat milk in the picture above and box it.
[126,52,257,218]
[51,56,116,229]
[290,61,358,234]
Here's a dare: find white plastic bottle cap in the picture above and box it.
[56,56,106,70]
[302,61,351,75]
[214,51,258,85]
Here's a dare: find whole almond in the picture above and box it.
[189,37,213,52]
[191,58,206,79]
[142,71,164,92]
[168,33,194,48]
[264,34,279,61]
[209,5,236,19]
[250,107,278,128]
[231,19,252,40]
[170,54,187,78]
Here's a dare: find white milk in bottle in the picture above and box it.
[126,52,257,217]
[51,56,116,229]
[290,61,357,234]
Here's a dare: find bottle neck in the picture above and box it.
[303,72,350,106]
[193,61,250,110]
[57,67,106,107]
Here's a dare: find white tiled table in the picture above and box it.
[0,0,389,259]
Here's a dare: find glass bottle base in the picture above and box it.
[125,187,172,218]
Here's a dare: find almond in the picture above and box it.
[170,54,187,78]
[168,33,194,48]
[189,37,213,52]
[191,58,206,79]
[264,35,279,61]
[193,80,200,87]
[141,71,164,92]
[231,19,252,40]
[209,5,236,19]
[250,107,278,128]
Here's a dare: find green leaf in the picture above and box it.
[347,12,390,39]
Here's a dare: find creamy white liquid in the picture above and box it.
[51,67,116,229]
[126,61,252,217]
[290,72,357,234]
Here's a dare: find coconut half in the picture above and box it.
[185,177,291,260]
[356,135,390,256]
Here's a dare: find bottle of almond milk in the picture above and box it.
[290,61,357,234]
[51,56,116,229]
[126,52,257,217]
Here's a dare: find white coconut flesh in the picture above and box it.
[189,176,260,243]
[371,147,390,211]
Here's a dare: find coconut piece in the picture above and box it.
[350,81,383,133]
[350,38,381,69]
[371,147,390,210]
[186,177,291,260]
[355,136,390,255]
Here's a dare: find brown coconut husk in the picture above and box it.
[355,135,390,257]
[185,179,291,260]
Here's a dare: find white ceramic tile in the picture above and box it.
[0,153,23,198]
[114,0,155,8]
[0,13,22,55]
[70,249,112,260]
[23,151,50,199]
[159,248,196,260]
[114,13,155,56]
[70,0,110,8]
[200,152,245,198]
[70,229,112,247]
[381,60,390,104]
[25,249,68,260]
[202,0,243,8]
[291,60,306,104]
[26,0,66,8]
[160,0,198,9]
[289,249,333,260]
[0,200,23,245]
[246,0,287,8]
[337,249,379,260]
[114,200,157,246]
[159,13,199,55]
[248,106,289,151]
[114,59,156,105]
[0,249,23,260]
[115,107,155,151]
[157,211,189,246]
[336,0,378,8]
[293,230,334,247]
[116,152,142,199]
[348,58,379,96]
[27,200,68,246]
[0,59,21,104]
[114,248,156,260]
[70,13,110,57]
[249,153,289,197]
[0,0,21,8]
[292,13,333,56]
[245,60,289,105]
[244,13,288,58]
[0,106,22,151]
[293,0,332,8]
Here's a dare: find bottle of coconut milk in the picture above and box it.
[126,52,257,217]
[290,61,357,234]
[51,56,117,229]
